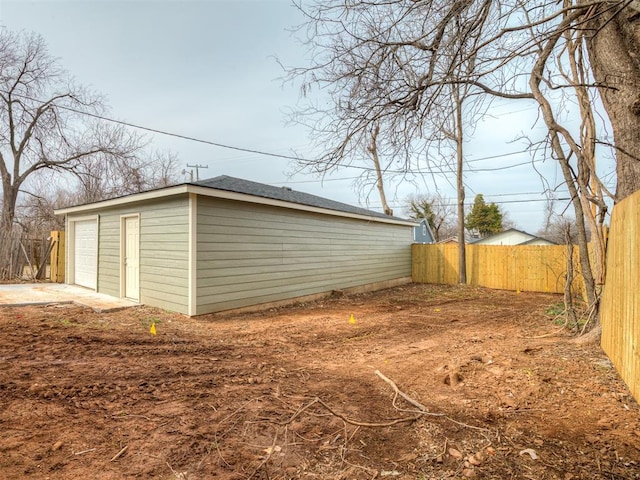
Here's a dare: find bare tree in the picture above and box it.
[405,193,456,241]
[0,29,141,232]
[14,149,180,236]
[366,124,393,215]
[537,214,582,245]
[287,0,509,282]
[519,1,616,329]
[287,0,639,328]
[69,149,180,205]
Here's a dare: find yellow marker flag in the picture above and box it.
[349,314,356,324]
[149,322,157,335]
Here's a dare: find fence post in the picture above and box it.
[50,231,66,283]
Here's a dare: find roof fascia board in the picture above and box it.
[55,184,417,227]
[187,185,417,227]
[54,185,190,215]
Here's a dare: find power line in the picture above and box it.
[465,149,529,163]
[2,90,312,163]
[381,197,570,208]
[4,90,536,172]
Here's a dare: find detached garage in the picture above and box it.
[55,176,416,316]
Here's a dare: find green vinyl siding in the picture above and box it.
[72,195,190,314]
[195,197,412,314]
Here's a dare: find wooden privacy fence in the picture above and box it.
[50,231,65,283]
[412,243,583,294]
[601,189,640,402]
[0,231,53,280]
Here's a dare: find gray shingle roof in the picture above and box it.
[192,175,404,221]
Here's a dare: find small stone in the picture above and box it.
[51,441,63,452]
[448,447,463,459]
[519,448,538,460]
[462,468,477,478]
[290,421,305,432]
[467,454,482,466]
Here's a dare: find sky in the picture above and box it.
[0,0,617,233]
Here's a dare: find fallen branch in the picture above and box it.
[375,370,443,416]
[277,397,421,428]
[110,445,128,462]
[73,448,96,456]
[246,432,278,480]
[374,370,491,433]
[315,397,421,427]
[523,323,567,339]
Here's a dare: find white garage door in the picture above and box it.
[74,219,97,289]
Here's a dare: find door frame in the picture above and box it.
[120,214,140,301]
[67,215,99,290]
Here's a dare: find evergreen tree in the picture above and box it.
[465,194,503,237]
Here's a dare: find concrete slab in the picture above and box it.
[0,283,139,313]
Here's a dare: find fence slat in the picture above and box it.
[601,190,640,402]
[412,243,581,294]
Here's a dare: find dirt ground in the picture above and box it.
[1,284,639,480]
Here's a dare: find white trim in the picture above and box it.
[119,213,140,301]
[188,193,197,316]
[55,185,189,215]
[54,184,417,227]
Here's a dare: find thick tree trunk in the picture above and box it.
[1,181,19,232]
[0,180,19,279]
[584,3,640,200]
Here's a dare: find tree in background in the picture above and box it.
[0,29,181,279]
[465,194,503,237]
[287,1,512,283]
[14,149,180,238]
[0,28,142,233]
[69,149,180,205]
[405,193,456,242]
[286,0,640,330]
[537,216,578,245]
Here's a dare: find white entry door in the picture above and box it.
[124,216,140,300]
[73,219,97,289]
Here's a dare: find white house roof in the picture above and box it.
[471,228,557,246]
[55,175,417,227]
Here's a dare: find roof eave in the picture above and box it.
[53,184,190,215]
[54,184,417,227]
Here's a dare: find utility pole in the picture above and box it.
[186,164,208,181]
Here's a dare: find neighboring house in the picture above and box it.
[437,236,460,244]
[54,175,417,316]
[413,218,435,244]
[471,228,556,246]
